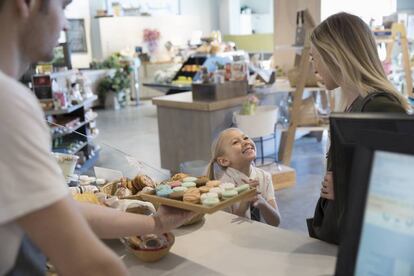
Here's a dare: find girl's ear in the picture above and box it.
[217,156,230,167]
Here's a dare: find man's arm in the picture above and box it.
[77,202,195,238]
[17,196,128,276]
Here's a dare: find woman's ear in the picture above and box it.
[217,156,230,168]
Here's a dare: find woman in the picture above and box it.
[307,12,409,244]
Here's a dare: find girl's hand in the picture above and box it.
[242,178,259,189]
[251,194,267,208]
[320,171,334,200]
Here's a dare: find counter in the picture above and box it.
[152,92,248,173]
[108,211,337,276]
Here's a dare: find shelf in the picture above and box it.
[51,115,98,139]
[53,141,88,155]
[44,95,98,115]
[75,150,100,175]
[49,70,78,78]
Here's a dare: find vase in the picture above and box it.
[105,91,121,110]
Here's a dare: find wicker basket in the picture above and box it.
[128,232,175,263]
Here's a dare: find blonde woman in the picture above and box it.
[307,12,408,244]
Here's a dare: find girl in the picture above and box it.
[308,12,408,244]
[207,128,281,227]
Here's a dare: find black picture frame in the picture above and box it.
[66,19,88,53]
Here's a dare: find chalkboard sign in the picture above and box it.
[66,19,88,53]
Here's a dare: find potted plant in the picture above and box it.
[94,53,132,109]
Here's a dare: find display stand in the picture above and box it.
[374,23,413,97]
[276,9,320,166]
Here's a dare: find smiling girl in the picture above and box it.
[207,128,281,226]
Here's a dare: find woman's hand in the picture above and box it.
[320,171,334,200]
[153,206,196,233]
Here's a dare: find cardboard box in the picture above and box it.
[258,163,296,190]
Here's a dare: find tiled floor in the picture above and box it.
[95,102,327,234]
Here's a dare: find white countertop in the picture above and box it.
[107,212,337,276]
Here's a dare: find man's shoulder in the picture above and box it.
[0,72,41,115]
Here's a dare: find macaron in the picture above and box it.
[222,189,238,199]
[201,192,219,203]
[155,184,170,191]
[202,197,220,207]
[235,184,250,194]
[168,181,182,188]
[183,177,197,183]
[169,186,188,200]
[209,187,223,198]
[221,183,235,191]
[206,180,220,188]
[182,182,197,188]
[156,187,173,198]
[199,185,211,194]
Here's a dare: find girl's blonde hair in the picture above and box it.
[311,12,409,111]
[206,128,240,180]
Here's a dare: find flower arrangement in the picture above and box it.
[143,28,161,54]
[241,95,260,115]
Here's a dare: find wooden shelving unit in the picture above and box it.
[373,23,413,97]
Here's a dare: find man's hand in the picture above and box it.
[153,206,196,233]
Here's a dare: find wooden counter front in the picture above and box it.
[152,92,247,173]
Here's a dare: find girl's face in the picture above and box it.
[310,45,338,90]
[217,129,256,168]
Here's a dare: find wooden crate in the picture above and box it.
[258,163,296,190]
[192,80,248,101]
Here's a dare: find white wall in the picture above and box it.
[179,0,219,34]
[65,0,93,68]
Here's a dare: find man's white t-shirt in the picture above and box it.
[0,71,68,275]
[219,166,276,220]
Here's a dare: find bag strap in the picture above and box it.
[356,92,400,112]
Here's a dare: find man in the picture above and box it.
[0,1,193,275]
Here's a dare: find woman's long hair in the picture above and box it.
[310,12,409,111]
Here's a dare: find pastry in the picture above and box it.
[168,181,182,188]
[222,189,238,199]
[155,184,170,192]
[220,182,235,191]
[235,184,250,194]
[141,186,155,195]
[206,180,220,188]
[133,174,156,191]
[182,181,196,188]
[183,187,201,204]
[209,187,223,198]
[126,179,138,194]
[156,187,173,198]
[195,176,209,186]
[114,187,132,198]
[199,185,211,194]
[169,186,188,200]
[202,197,220,207]
[171,173,188,181]
[127,236,142,250]
[201,192,219,202]
[96,178,106,185]
[182,177,197,183]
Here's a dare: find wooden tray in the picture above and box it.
[139,189,256,214]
